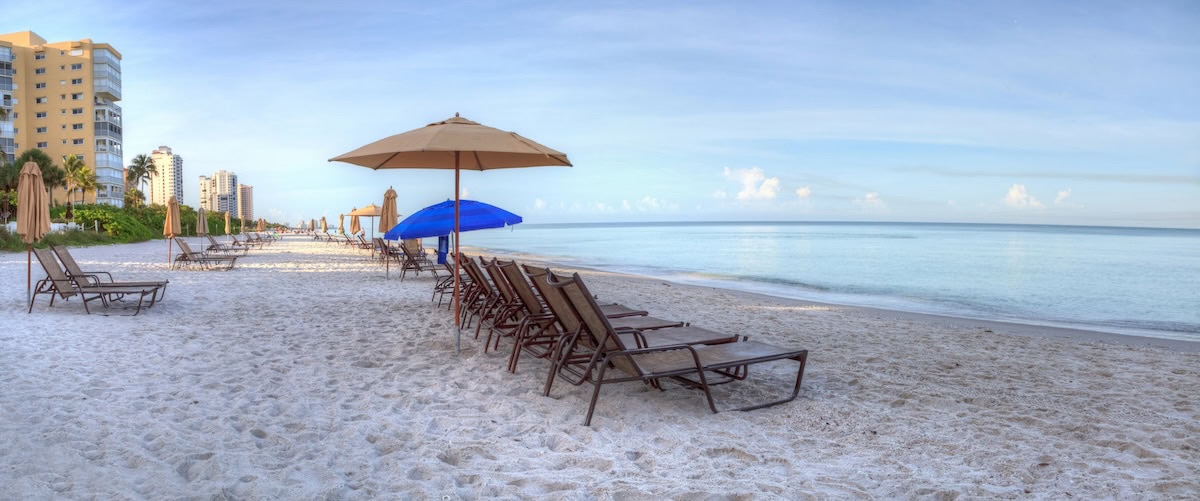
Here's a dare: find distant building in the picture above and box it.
[148,146,183,206]
[199,170,239,214]
[237,184,253,222]
[0,30,125,206]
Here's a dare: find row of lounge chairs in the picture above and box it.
[444,253,810,426]
[29,245,169,316]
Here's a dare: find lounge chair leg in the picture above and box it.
[584,361,611,426]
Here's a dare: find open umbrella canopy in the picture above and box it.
[349,204,382,217]
[385,199,521,240]
[329,114,571,170]
[196,207,209,236]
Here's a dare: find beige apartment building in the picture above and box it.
[148,146,183,206]
[0,31,124,206]
[199,170,239,214]
[237,184,253,222]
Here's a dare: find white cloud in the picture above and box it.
[1055,188,1072,205]
[622,196,678,212]
[533,198,546,210]
[1004,184,1044,209]
[853,192,885,210]
[723,167,779,200]
[795,186,812,198]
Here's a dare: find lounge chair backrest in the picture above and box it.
[551,272,642,377]
[461,255,494,296]
[176,239,198,256]
[523,265,584,337]
[50,245,86,278]
[483,258,518,304]
[500,260,545,316]
[33,247,80,299]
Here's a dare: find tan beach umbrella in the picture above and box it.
[225,211,232,237]
[196,207,209,236]
[258,218,266,232]
[163,196,181,266]
[349,211,362,235]
[329,113,571,349]
[16,161,51,301]
[379,187,400,277]
[320,216,328,233]
[310,218,316,233]
[338,214,345,233]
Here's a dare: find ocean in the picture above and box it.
[461,221,1200,342]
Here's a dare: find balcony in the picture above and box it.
[94,121,123,140]
[93,80,121,101]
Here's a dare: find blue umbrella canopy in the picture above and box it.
[385,199,522,240]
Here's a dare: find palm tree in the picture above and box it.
[125,154,156,205]
[12,149,64,205]
[63,154,96,208]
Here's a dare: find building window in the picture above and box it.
[35,127,47,133]
[71,93,83,100]
[72,123,83,130]
[36,142,48,148]
[34,53,45,60]
[70,78,83,85]
[35,82,46,89]
[70,49,82,56]
[70,63,83,70]
[71,108,83,115]
[34,67,46,75]
[35,97,47,104]
[59,65,65,70]
[60,94,66,100]
[72,138,84,145]
[35,111,47,118]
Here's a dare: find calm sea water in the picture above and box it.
[462,222,1200,342]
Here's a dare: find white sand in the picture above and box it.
[2,237,1197,499]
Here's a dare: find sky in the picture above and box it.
[7,0,1199,228]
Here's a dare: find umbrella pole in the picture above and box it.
[454,152,461,354]
[27,244,32,307]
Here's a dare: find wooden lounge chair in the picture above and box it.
[549,272,809,426]
[204,235,248,255]
[29,247,162,315]
[523,265,729,392]
[503,261,690,374]
[51,245,169,302]
[174,240,238,270]
[399,241,438,281]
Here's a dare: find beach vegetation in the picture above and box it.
[124,154,156,206]
[0,225,115,251]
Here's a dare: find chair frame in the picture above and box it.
[29,247,162,315]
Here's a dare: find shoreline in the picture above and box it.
[469,246,1200,353]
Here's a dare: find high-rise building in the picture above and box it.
[149,146,183,206]
[237,184,253,222]
[0,31,124,206]
[199,170,239,214]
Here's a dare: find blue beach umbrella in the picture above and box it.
[384,199,522,241]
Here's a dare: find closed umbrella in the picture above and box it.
[224,211,232,239]
[338,214,344,234]
[163,195,181,266]
[379,188,400,277]
[16,161,51,302]
[349,212,362,235]
[310,218,316,233]
[258,218,266,232]
[321,216,328,234]
[330,114,570,351]
[196,207,209,235]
